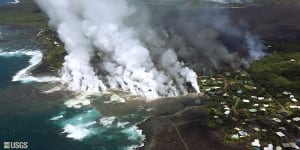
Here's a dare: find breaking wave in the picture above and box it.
[0,50,60,83]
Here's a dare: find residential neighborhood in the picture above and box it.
[198,71,300,149]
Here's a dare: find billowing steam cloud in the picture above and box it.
[206,0,252,3]
[148,4,265,72]
[35,0,264,99]
[35,0,200,99]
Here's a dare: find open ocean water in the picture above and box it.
[0,25,145,149]
[0,0,16,4]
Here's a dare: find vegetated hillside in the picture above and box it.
[0,0,66,73]
[252,0,300,5]
[0,0,48,28]
[249,42,300,97]
[229,3,300,97]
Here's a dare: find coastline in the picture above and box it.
[0,1,300,149]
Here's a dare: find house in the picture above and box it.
[278,127,287,131]
[264,144,273,150]
[243,99,250,103]
[238,131,249,137]
[262,129,267,132]
[282,91,291,95]
[212,86,221,90]
[225,72,231,76]
[249,109,258,113]
[282,143,290,148]
[223,93,229,97]
[234,127,241,131]
[291,98,298,102]
[231,134,239,140]
[276,131,285,137]
[272,118,282,123]
[252,139,261,147]
[276,146,282,150]
[260,108,266,111]
[258,97,265,101]
[293,117,300,122]
[289,142,300,149]
[251,96,258,99]
[224,105,230,110]
[220,102,227,105]
[290,105,300,109]
[224,110,230,115]
[253,127,261,132]
[201,79,207,83]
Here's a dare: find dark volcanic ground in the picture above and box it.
[139,107,247,150]
[229,5,300,41]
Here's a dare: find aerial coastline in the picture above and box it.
[0,0,300,150]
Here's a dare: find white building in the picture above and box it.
[264,144,273,150]
[252,139,261,147]
[276,132,285,137]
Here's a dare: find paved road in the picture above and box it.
[173,123,190,150]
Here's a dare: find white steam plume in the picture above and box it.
[35,0,200,99]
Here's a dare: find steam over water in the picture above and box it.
[35,0,264,99]
[35,0,203,100]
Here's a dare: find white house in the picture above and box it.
[264,144,273,150]
[252,139,261,147]
[276,132,285,137]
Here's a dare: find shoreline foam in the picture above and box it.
[8,0,20,4]
[0,50,61,83]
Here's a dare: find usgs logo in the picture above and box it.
[3,142,28,149]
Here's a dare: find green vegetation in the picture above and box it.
[252,0,300,5]
[0,0,66,72]
[38,29,66,71]
[0,0,48,28]
[198,41,300,149]
[0,11,47,28]
[249,43,300,96]
[199,70,300,148]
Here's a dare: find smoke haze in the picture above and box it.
[35,0,264,99]
[149,5,264,72]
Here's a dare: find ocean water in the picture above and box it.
[0,0,16,4]
[0,26,145,150]
[0,55,30,88]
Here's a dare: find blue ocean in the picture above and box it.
[0,0,15,4]
[0,25,145,149]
